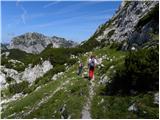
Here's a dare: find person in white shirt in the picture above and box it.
[88,55,98,80]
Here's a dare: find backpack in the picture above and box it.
[90,58,95,68]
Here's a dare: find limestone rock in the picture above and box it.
[128,103,138,112]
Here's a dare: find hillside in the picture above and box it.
[0,1,159,119]
[80,1,159,51]
[1,43,158,118]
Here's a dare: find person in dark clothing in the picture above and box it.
[77,61,83,76]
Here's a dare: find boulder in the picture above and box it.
[154,92,159,105]
[128,103,138,112]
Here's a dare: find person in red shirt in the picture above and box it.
[88,55,97,80]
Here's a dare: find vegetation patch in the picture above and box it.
[107,30,115,38]
[135,4,159,30]
[108,44,159,95]
[23,71,89,119]
[91,92,158,119]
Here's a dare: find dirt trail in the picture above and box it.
[81,80,95,119]
[81,58,96,119]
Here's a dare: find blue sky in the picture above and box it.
[2,1,121,43]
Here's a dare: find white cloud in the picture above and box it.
[43,1,60,8]
[16,1,27,24]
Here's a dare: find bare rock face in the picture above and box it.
[1,60,53,87]
[90,1,159,49]
[0,72,6,88]
[1,66,20,83]
[21,60,53,83]
[8,32,77,54]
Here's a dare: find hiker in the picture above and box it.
[88,55,97,80]
[77,61,83,76]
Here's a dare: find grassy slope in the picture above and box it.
[90,47,159,119]
[2,63,89,119]
[2,46,159,119]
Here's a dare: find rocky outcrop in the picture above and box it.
[21,60,53,83]
[1,60,53,87]
[8,32,77,54]
[52,72,64,81]
[89,1,159,49]
[1,67,20,83]
[128,103,138,112]
[0,72,6,88]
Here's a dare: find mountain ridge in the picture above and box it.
[8,32,78,54]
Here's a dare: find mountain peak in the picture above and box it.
[9,32,78,54]
[13,32,47,40]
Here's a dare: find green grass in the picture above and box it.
[93,46,126,78]
[2,49,39,66]
[2,45,158,119]
[91,95,136,118]
[93,46,126,58]
[2,68,69,118]
[1,57,26,72]
[2,64,89,119]
[90,46,158,119]
[25,76,89,119]
[91,88,159,119]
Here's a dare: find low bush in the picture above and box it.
[136,4,159,30]
[108,45,159,95]
[8,81,29,94]
[107,30,115,38]
[6,77,16,84]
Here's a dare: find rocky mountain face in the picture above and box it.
[87,1,158,49]
[8,32,77,54]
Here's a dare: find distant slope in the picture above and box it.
[8,32,78,54]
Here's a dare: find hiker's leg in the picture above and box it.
[80,68,82,75]
[89,69,92,79]
[91,69,94,79]
[77,69,80,75]
[81,69,83,77]
[92,69,95,80]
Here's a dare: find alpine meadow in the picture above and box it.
[1,1,159,119]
